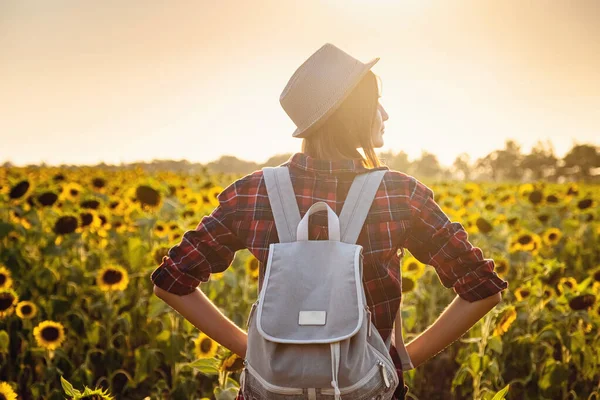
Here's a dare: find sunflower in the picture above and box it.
[542,286,556,301]
[245,256,260,280]
[517,183,535,199]
[493,258,510,278]
[53,215,79,235]
[33,320,66,350]
[37,191,59,207]
[493,306,517,336]
[557,277,578,295]
[169,229,183,243]
[210,272,225,282]
[401,276,416,293]
[509,230,542,255]
[578,318,593,334]
[576,198,595,211]
[60,376,115,400]
[401,255,426,279]
[542,228,562,247]
[475,216,494,234]
[514,287,531,302]
[0,381,17,400]
[568,294,596,311]
[193,332,219,359]
[206,186,224,207]
[498,193,516,206]
[96,265,129,292]
[135,185,162,210]
[9,179,31,200]
[527,189,544,206]
[16,301,37,320]
[0,266,13,290]
[153,222,170,238]
[219,352,245,372]
[537,213,550,224]
[73,386,115,400]
[9,209,32,230]
[0,288,18,318]
[153,246,170,265]
[60,182,84,202]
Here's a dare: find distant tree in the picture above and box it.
[452,152,472,181]
[260,153,293,168]
[521,139,558,181]
[475,139,523,182]
[412,150,442,179]
[495,140,523,181]
[206,155,259,175]
[475,152,498,181]
[562,143,600,182]
[378,150,412,173]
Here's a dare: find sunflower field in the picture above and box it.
[0,165,599,400]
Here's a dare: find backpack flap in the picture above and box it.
[256,240,365,344]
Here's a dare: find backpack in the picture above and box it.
[240,166,414,400]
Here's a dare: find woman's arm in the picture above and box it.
[405,292,502,368]
[154,285,248,358]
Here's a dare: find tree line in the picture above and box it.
[4,140,597,183]
[205,140,599,183]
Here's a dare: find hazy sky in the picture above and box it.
[1,0,598,167]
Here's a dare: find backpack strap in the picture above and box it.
[394,301,415,370]
[262,166,302,243]
[338,170,387,245]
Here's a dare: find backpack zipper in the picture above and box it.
[367,342,398,389]
[365,304,372,337]
[377,360,391,389]
[320,361,380,395]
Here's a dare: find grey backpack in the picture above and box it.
[240,166,414,400]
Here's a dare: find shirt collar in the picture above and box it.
[282,152,389,175]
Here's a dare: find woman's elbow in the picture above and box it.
[487,291,503,305]
[153,284,169,299]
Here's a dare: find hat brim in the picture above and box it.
[292,56,380,139]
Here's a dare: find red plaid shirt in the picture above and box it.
[151,152,508,399]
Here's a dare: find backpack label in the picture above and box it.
[298,311,327,326]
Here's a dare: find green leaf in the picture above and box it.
[490,384,510,400]
[156,330,171,341]
[148,294,168,319]
[0,222,14,239]
[187,358,219,376]
[487,335,503,354]
[214,386,239,400]
[86,321,102,346]
[401,305,417,331]
[126,236,147,270]
[0,330,9,353]
[60,376,82,397]
[469,353,481,375]
[539,360,568,391]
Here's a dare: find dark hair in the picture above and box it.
[301,70,383,168]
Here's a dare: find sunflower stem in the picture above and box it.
[105,291,114,348]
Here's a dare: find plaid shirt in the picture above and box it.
[151,152,508,399]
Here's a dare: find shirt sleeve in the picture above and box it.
[150,181,246,296]
[402,178,508,302]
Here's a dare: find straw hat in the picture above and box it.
[280,43,380,138]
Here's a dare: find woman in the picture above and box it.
[151,43,509,399]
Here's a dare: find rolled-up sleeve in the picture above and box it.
[150,182,246,296]
[402,179,508,302]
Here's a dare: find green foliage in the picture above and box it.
[1,165,599,399]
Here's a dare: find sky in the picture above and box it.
[1,0,598,167]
